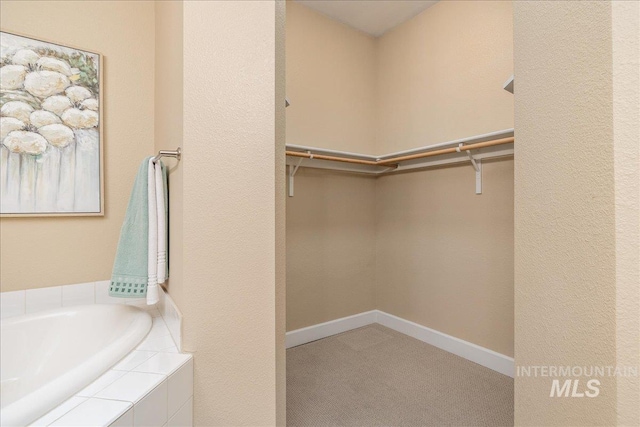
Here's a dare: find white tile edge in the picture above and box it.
[4,283,95,318]
[81,397,132,427]
[168,396,193,427]
[0,290,26,319]
[1,281,183,332]
[158,286,182,351]
[133,352,192,376]
[285,309,514,378]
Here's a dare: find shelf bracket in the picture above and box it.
[467,150,482,195]
[288,156,305,197]
[456,143,482,194]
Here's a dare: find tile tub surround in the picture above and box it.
[38,354,193,427]
[0,280,182,351]
[1,282,192,427]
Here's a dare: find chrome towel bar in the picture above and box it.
[153,148,181,162]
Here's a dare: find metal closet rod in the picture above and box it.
[285,136,515,167]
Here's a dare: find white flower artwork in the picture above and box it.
[0,31,102,216]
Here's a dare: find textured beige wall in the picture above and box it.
[154,0,184,310]
[181,1,284,424]
[0,1,155,292]
[285,3,377,332]
[373,0,514,357]
[376,160,514,357]
[514,1,617,425]
[286,169,376,331]
[286,1,376,153]
[613,3,640,424]
[376,0,513,153]
[275,1,286,424]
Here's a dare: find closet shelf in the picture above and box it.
[503,75,514,94]
[286,129,514,175]
[286,129,514,196]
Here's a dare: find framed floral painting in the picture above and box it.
[0,31,103,216]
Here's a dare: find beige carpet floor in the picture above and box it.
[287,324,513,427]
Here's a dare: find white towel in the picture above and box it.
[155,161,167,285]
[146,158,159,305]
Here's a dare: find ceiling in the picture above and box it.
[296,0,439,37]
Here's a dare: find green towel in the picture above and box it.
[109,158,152,298]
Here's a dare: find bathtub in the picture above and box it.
[0,304,152,427]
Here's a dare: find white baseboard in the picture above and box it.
[286,310,377,349]
[285,310,514,378]
[374,311,514,377]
